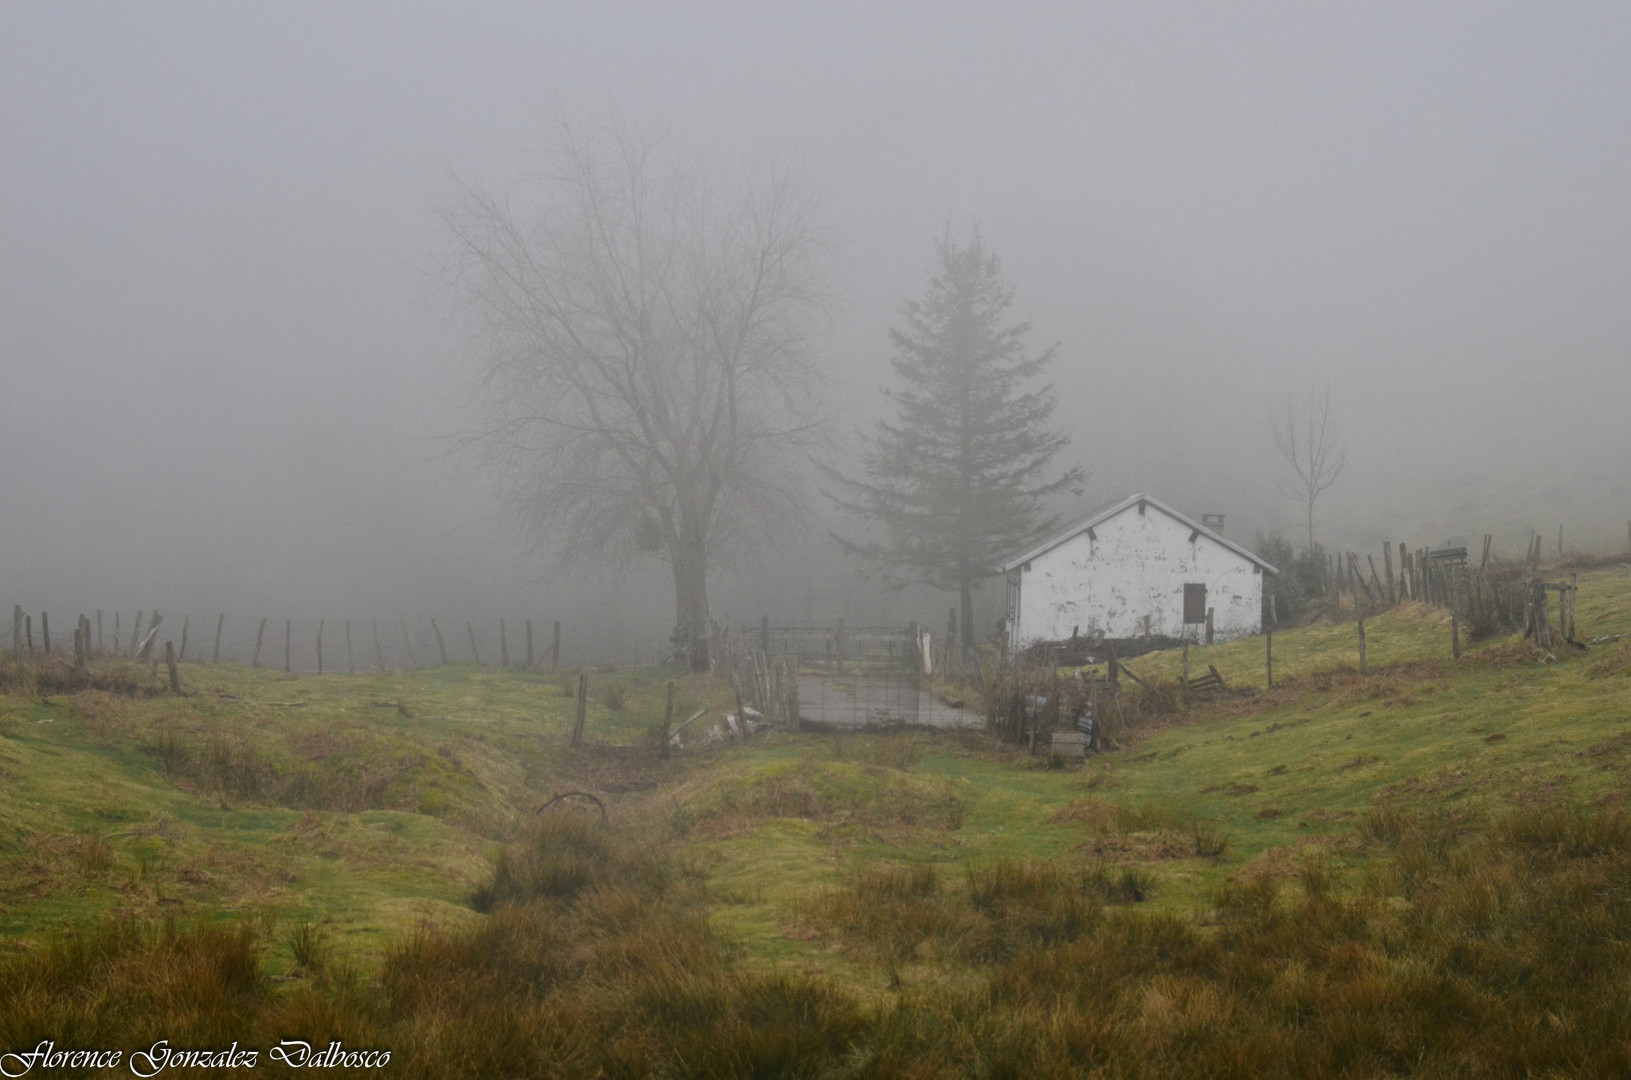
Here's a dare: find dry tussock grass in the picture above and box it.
[10,802,1631,1075]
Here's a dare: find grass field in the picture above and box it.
[3,563,1630,1075]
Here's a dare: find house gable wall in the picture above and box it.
[1008,501,1263,646]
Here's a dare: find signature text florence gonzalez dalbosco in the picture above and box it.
[1,1039,391,1075]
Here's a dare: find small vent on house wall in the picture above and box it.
[1202,513,1225,534]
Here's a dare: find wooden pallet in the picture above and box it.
[1184,664,1227,695]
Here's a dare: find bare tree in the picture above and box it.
[439,113,830,670]
[1270,382,1348,553]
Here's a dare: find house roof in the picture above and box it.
[997,492,1280,575]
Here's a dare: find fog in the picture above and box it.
[4,3,1629,660]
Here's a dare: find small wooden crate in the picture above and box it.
[1050,730,1089,759]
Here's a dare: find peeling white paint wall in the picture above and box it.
[1007,501,1265,647]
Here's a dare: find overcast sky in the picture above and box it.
[4,2,1629,649]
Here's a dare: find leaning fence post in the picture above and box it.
[212,613,224,663]
[1357,618,1367,675]
[178,614,189,662]
[25,615,33,656]
[431,618,449,665]
[253,618,267,667]
[373,621,387,672]
[401,620,417,669]
[466,620,480,664]
[1451,612,1461,659]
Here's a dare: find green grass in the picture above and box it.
[0,658,725,964]
[3,564,1630,1074]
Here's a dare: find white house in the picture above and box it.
[1000,493,1277,650]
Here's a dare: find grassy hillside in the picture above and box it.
[3,564,1630,1075]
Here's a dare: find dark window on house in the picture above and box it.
[1183,583,1207,624]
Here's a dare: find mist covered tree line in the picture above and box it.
[441,112,1342,670]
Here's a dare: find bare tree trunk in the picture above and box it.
[672,539,711,672]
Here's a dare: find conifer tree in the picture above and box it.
[829,230,1084,648]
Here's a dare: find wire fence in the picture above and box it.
[2,605,669,673]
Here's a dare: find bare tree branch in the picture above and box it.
[1270,382,1348,553]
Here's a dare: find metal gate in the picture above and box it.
[747,623,922,729]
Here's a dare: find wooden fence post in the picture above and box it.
[1205,608,1214,645]
[1451,612,1461,659]
[373,621,386,672]
[212,613,224,663]
[431,618,449,665]
[551,620,561,668]
[1570,574,1578,640]
[1527,582,1543,647]
[500,619,509,669]
[73,625,84,671]
[1265,628,1274,689]
[285,619,292,673]
[401,620,417,669]
[12,605,21,656]
[253,617,266,667]
[345,620,354,674]
[164,641,181,694]
[113,611,121,654]
[1357,618,1367,675]
[573,670,587,746]
[761,615,771,661]
[25,615,33,656]
[526,619,534,669]
[130,612,144,658]
[139,613,161,660]
[97,611,105,654]
[41,612,51,654]
[317,620,325,674]
[661,680,674,759]
[1383,543,1395,606]
[466,620,480,664]
[178,615,189,662]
